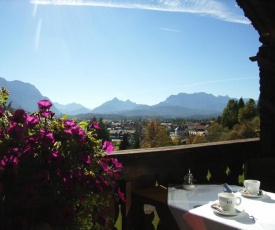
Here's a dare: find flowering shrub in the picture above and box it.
[0,87,124,230]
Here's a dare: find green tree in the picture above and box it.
[205,123,228,142]
[141,119,171,148]
[221,99,239,129]
[238,122,257,138]
[237,115,260,138]
[131,131,141,149]
[250,115,260,135]
[192,134,206,144]
[238,99,258,123]
[222,130,241,141]
[172,136,184,145]
[119,133,131,150]
[93,117,111,142]
[238,97,245,110]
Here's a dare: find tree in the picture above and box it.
[205,123,228,142]
[238,99,258,123]
[172,136,184,145]
[221,99,239,129]
[141,119,171,148]
[93,117,111,142]
[131,130,141,149]
[192,134,206,144]
[119,133,131,150]
[185,135,195,145]
[238,122,258,138]
[222,130,241,141]
[238,97,245,110]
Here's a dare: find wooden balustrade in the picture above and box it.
[110,138,261,229]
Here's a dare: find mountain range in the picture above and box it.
[0,77,239,119]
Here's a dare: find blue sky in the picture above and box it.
[0,0,260,109]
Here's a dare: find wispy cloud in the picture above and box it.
[32,2,38,18]
[159,27,182,33]
[30,0,250,24]
[34,18,42,51]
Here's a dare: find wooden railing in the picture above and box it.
[110,138,262,229]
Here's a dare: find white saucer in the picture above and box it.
[239,188,263,198]
[211,203,242,216]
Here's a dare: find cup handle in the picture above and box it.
[236,197,242,205]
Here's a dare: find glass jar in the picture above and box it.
[183,169,195,190]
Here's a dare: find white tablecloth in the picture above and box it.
[168,184,275,230]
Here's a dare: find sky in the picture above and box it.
[0,0,261,110]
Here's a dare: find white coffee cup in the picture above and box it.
[244,179,260,195]
[218,192,242,211]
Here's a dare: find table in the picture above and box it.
[168,184,275,230]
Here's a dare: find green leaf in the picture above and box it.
[79,121,88,130]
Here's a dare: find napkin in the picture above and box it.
[223,183,233,193]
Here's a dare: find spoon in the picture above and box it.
[212,204,223,212]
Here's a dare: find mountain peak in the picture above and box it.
[53,102,91,115]
[111,97,120,101]
[0,77,60,114]
[92,98,138,114]
[0,77,243,118]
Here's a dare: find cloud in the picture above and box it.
[159,27,182,33]
[32,2,38,18]
[34,18,42,51]
[30,0,250,24]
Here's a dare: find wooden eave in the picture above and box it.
[236,0,275,40]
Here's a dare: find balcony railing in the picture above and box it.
[110,138,264,229]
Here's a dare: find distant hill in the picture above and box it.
[1,77,253,119]
[0,77,61,114]
[91,97,149,114]
[54,102,92,116]
[89,92,230,118]
[155,92,231,112]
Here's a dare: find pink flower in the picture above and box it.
[48,150,63,166]
[39,129,55,146]
[111,158,123,171]
[0,155,19,172]
[64,129,72,135]
[102,141,114,154]
[99,175,110,187]
[11,109,27,124]
[23,136,38,154]
[27,115,40,128]
[99,158,112,174]
[38,99,52,110]
[7,123,25,140]
[71,126,86,142]
[79,153,92,166]
[24,136,38,145]
[39,110,54,118]
[64,123,86,143]
[0,94,124,228]
[64,120,76,128]
[118,187,126,202]
[22,145,35,156]
[91,121,101,129]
